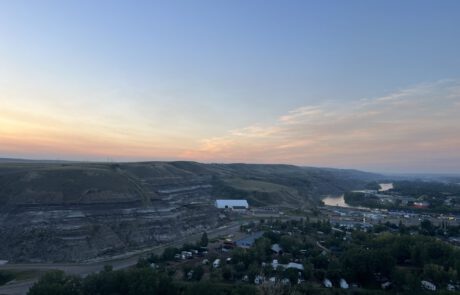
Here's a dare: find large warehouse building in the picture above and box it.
[215,199,249,211]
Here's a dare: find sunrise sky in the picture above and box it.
[1,0,460,173]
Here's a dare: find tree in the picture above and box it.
[313,269,326,281]
[398,220,408,234]
[420,219,434,235]
[28,271,82,295]
[302,263,313,281]
[279,236,301,254]
[192,266,204,281]
[183,282,257,295]
[136,258,150,268]
[247,263,260,283]
[200,232,208,247]
[124,268,162,295]
[234,261,246,273]
[311,254,329,270]
[147,253,160,263]
[326,259,342,282]
[253,237,271,262]
[222,266,233,281]
[161,247,179,261]
[422,264,455,285]
[365,182,381,190]
[182,265,193,280]
[0,271,14,286]
[284,268,299,285]
[372,249,396,277]
[390,237,411,264]
[263,231,281,244]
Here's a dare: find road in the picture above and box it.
[0,222,242,295]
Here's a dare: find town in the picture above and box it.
[23,192,460,295]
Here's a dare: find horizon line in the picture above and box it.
[1,156,460,176]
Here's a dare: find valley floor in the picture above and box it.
[0,221,243,295]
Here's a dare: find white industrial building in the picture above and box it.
[215,199,249,210]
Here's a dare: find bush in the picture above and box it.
[0,271,14,286]
[28,271,81,295]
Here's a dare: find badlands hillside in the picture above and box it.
[0,160,379,262]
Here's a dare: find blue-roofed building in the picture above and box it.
[235,231,264,248]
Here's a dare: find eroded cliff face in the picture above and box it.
[0,163,219,262]
[0,161,380,262]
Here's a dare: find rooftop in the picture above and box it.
[215,199,249,208]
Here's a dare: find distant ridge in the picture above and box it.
[0,157,76,164]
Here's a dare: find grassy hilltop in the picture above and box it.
[0,161,380,207]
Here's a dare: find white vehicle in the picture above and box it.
[254,275,264,285]
[340,278,349,289]
[213,259,221,268]
[182,251,192,259]
[181,251,192,260]
[281,278,290,285]
[323,278,333,288]
[381,282,392,289]
[421,280,436,291]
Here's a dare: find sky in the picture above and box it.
[1,0,460,173]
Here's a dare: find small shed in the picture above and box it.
[271,243,283,254]
[286,262,304,271]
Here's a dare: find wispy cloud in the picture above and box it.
[2,77,460,172]
[279,106,328,124]
[184,79,460,172]
[229,125,279,138]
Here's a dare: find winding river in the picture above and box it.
[322,183,393,209]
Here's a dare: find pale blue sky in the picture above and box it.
[1,1,460,172]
